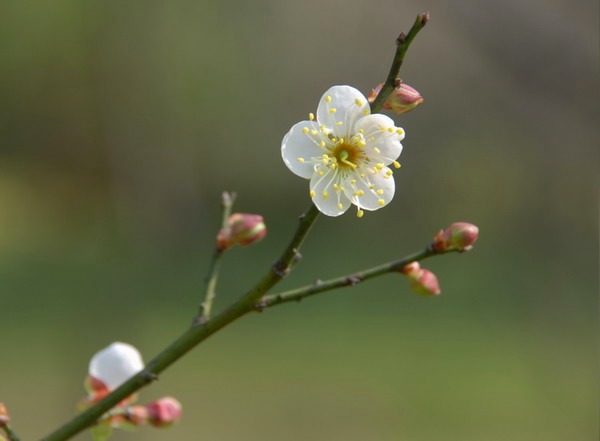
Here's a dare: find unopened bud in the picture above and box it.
[0,402,9,427]
[399,262,441,297]
[409,268,441,297]
[367,82,424,114]
[146,397,182,428]
[217,213,266,251]
[433,222,479,252]
[126,405,150,426]
[89,342,145,392]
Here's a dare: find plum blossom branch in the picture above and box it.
[256,247,456,309]
[196,191,236,324]
[370,12,429,113]
[40,204,320,441]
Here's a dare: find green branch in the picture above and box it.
[196,191,236,324]
[370,12,429,113]
[257,246,455,309]
[40,204,320,441]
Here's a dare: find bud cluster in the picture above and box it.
[400,262,441,297]
[81,342,182,432]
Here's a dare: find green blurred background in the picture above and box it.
[0,0,597,440]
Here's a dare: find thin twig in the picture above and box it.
[258,247,455,309]
[195,191,236,324]
[370,12,429,113]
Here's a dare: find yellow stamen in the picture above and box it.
[309,190,316,198]
[350,179,357,184]
[297,157,305,163]
[396,128,404,135]
[309,112,315,121]
[387,127,394,133]
[357,209,364,218]
[374,147,381,154]
[329,108,337,114]
[357,140,366,147]
[333,184,340,191]
[362,109,369,115]
[302,127,309,134]
[318,170,324,176]
[325,96,332,103]
[386,170,393,176]
[377,199,385,206]
[369,184,375,190]
[311,130,318,135]
[320,141,326,148]
[336,121,343,126]
[338,203,343,210]
[376,163,384,170]
[393,161,401,169]
[322,190,328,199]
[376,189,384,195]
[360,173,366,178]
[358,129,364,134]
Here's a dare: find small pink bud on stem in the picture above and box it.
[399,262,441,297]
[146,397,182,428]
[433,222,479,252]
[368,82,424,114]
[0,402,9,427]
[217,213,267,251]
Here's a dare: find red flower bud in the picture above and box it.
[146,397,182,428]
[217,213,267,251]
[399,262,441,297]
[409,268,441,297]
[433,222,479,252]
[368,83,424,114]
[0,402,9,427]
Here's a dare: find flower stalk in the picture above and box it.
[370,12,429,113]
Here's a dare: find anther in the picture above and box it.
[387,127,394,133]
[377,199,385,206]
[396,128,404,135]
[309,112,315,121]
[320,141,325,147]
[322,190,329,199]
[374,147,381,154]
[325,96,332,103]
[302,127,309,134]
[311,130,318,135]
[337,203,343,210]
[336,121,343,126]
[329,108,337,114]
[362,109,369,115]
[393,161,401,169]
[357,140,366,147]
[309,190,316,198]
[297,157,305,163]
[376,189,384,195]
[355,98,364,106]
[357,209,364,218]
[386,170,393,176]
[350,179,356,184]
[358,129,364,133]
[369,184,375,190]
[376,163,384,170]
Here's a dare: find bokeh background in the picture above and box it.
[1,0,597,440]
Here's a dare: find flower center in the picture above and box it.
[331,143,364,170]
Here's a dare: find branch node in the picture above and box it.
[396,32,407,45]
[140,370,159,385]
[346,274,362,286]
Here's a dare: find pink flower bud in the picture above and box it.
[433,222,479,252]
[399,262,441,297]
[399,261,421,277]
[409,268,441,297]
[0,402,9,427]
[217,213,267,251]
[146,397,182,428]
[367,83,424,114]
[126,405,150,426]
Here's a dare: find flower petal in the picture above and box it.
[343,166,396,211]
[316,86,370,139]
[281,121,326,179]
[354,114,404,166]
[89,342,145,391]
[309,166,351,216]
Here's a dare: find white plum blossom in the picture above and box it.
[282,85,405,217]
[89,342,144,390]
